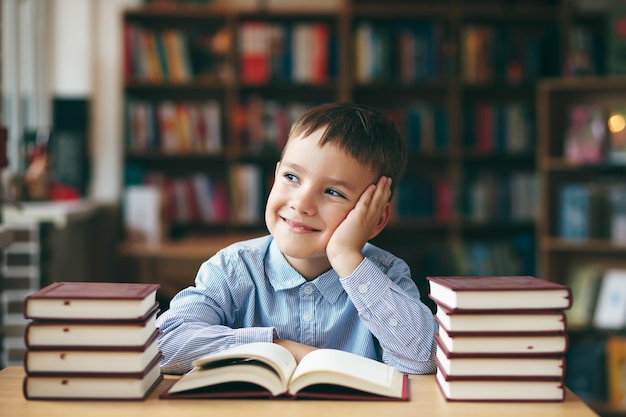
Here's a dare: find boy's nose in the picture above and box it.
[289,188,316,216]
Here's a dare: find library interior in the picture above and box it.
[1,0,626,415]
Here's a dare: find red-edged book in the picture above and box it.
[24,329,161,375]
[435,366,565,402]
[434,302,567,335]
[427,275,572,312]
[23,282,160,321]
[435,326,568,357]
[434,335,566,379]
[23,354,163,401]
[159,342,409,401]
[25,306,159,349]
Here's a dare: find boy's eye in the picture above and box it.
[326,188,346,199]
[283,173,298,182]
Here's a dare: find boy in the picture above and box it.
[156,103,437,375]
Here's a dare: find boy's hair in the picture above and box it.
[287,102,407,196]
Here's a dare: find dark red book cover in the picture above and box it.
[427,275,572,312]
[24,282,160,321]
[434,333,566,360]
[26,282,160,301]
[435,305,567,336]
[435,367,566,402]
[428,275,569,292]
[23,355,163,401]
[434,331,569,358]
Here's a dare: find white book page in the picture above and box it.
[287,349,403,398]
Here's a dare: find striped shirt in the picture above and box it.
[156,235,437,375]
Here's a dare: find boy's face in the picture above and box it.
[265,128,378,278]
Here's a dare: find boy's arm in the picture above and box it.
[273,339,318,363]
[155,259,276,375]
[340,257,437,374]
[327,176,437,374]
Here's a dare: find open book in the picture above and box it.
[159,342,409,401]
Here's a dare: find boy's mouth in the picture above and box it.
[281,217,319,233]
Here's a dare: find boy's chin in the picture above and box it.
[275,240,327,262]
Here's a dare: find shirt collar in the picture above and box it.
[266,238,344,304]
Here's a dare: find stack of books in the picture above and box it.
[22,281,162,400]
[427,275,572,402]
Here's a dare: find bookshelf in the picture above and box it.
[119,1,605,307]
[537,77,626,283]
[537,76,626,416]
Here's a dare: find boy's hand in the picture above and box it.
[274,339,318,364]
[326,176,392,278]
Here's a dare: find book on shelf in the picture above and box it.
[435,303,567,334]
[606,336,626,409]
[435,368,565,402]
[427,275,572,312]
[608,6,626,75]
[123,185,162,245]
[610,183,626,244]
[160,342,409,401]
[435,328,568,356]
[593,269,626,330]
[24,332,161,375]
[558,182,611,240]
[565,264,604,329]
[24,282,160,321]
[435,341,565,378]
[563,104,606,165]
[23,358,162,401]
[25,307,159,349]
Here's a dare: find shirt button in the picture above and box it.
[358,284,368,294]
[302,313,312,321]
[303,286,313,295]
[389,318,398,327]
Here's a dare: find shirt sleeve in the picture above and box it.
[339,257,437,374]
[155,252,275,374]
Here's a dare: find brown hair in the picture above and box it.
[286,103,407,196]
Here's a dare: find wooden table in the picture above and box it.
[0,367,599,417]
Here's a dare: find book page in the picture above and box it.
[287,349,404,398]
[191,342,297,387]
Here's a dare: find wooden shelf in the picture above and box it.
[541,237,626,253]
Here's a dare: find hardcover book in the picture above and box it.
[23,282,160,321]
[23,357,162,401]
[565,264,603,329]
[24,332,161,375]
[435,304,567,334]
[435,328,568,356]
[427,275,572,312]
[24,309,159,349]
[435,339,565,378]
[593,269,626,329]
[159,342,409,401]
[435,368,565,402]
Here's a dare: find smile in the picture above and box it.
[281,217,319,233]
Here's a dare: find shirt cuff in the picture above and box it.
[234,327,276,345]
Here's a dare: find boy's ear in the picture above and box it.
[368,203,391,240]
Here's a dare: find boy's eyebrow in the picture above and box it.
[281,161,358,193]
